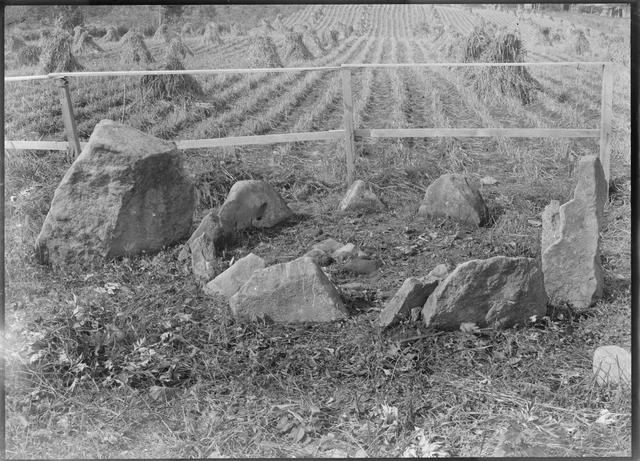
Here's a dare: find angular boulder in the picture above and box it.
[422,256,547,330]
[378,276,440,329]
[35,119,195,265]
[218,180,293,232]
[204,253,265,299]
[592,345,631,386]
[188,211,233,282]
[229,257,348,323]
[417,173,489,226]
[542,156,607,308]
[339,180,385,212]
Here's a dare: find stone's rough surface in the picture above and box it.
[204,253,265,299]
[542,156,608,308]
[189,233,217,282]
[422,256,547,330]
[332,243,357,262]
[229,257,348,323]
[343,258,381,275]
[593,345,631,386]
[379,276,440,329]
[417,173,489,226]
[35,120,195,265]
[541,200,561,254]
[312,238,343,254]
[339,180,385,212]
[218,180,293,232]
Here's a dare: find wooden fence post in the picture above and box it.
[55,77,82,160]
[599,63,613,188]
[341,67,356,185]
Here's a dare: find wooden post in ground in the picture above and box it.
[599,63,613,189]
[341,67,356,185]
[55,77,82,160]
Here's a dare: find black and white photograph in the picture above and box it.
[3,2,632,458]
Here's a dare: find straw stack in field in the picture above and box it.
[73,30,104,54]
[54,15,74,34]
[281,31,313,62]
[39,28,84,73]
[461,25,540,105]
[246,35,282,68]
[180,22,194,36]
[201,22,223,46]
[322,29,339,48]
[102,26,120,42]
[120,30,154,65]
[167,37,193,59]
[7,34,27,52]
[229,22,246,36]
[17,45,42,66]
[153,23,178,43]
[572,30,590,55]
[139,43,203,101]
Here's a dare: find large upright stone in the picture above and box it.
[541,156,607,308]
[592,345,631,386]
[339,180,385,212]
[422,256,547,330]
[417,174,489,226]
[218,180,293,232]
[378,274,441,329]
[229,257,348,323]
[541,200,561,254]
[35,120,194,265]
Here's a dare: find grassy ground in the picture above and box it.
[4,4,631,458]
[4,137,632,457]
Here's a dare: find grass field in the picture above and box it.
[4,4,631,458]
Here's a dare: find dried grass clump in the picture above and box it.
[201,22,223,46]
[273,14,286,32]
[120,30,154,66]
[438,29,464,60]
[39,29,83,73]
[246,35,282,68]
[72,31,104,54]
[572,30,590,55]
[139,46,203,101]
[336,21,353,40]
[72,25,86,44]
[462,26,540,105]
[260,18,275,33]
[281,31,313,62]
[537,26,553,45]
[16,44,42,66]
[102,26,120,42]
[7,34,27,52]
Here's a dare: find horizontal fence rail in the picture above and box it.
[4,61,613,185]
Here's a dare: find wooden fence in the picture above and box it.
[4,61,613,185]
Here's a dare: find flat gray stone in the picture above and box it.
[332,243,357,262]
[312,238,343,254]
[218,180,293,233]
[542,156,607,308]
[422,256,547,330]
[339,180,385,212]
[204,253,265,299]
[417,173,489,226]
[593,345,631,386]
[343,258,381,275]
[229,257,348,323]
